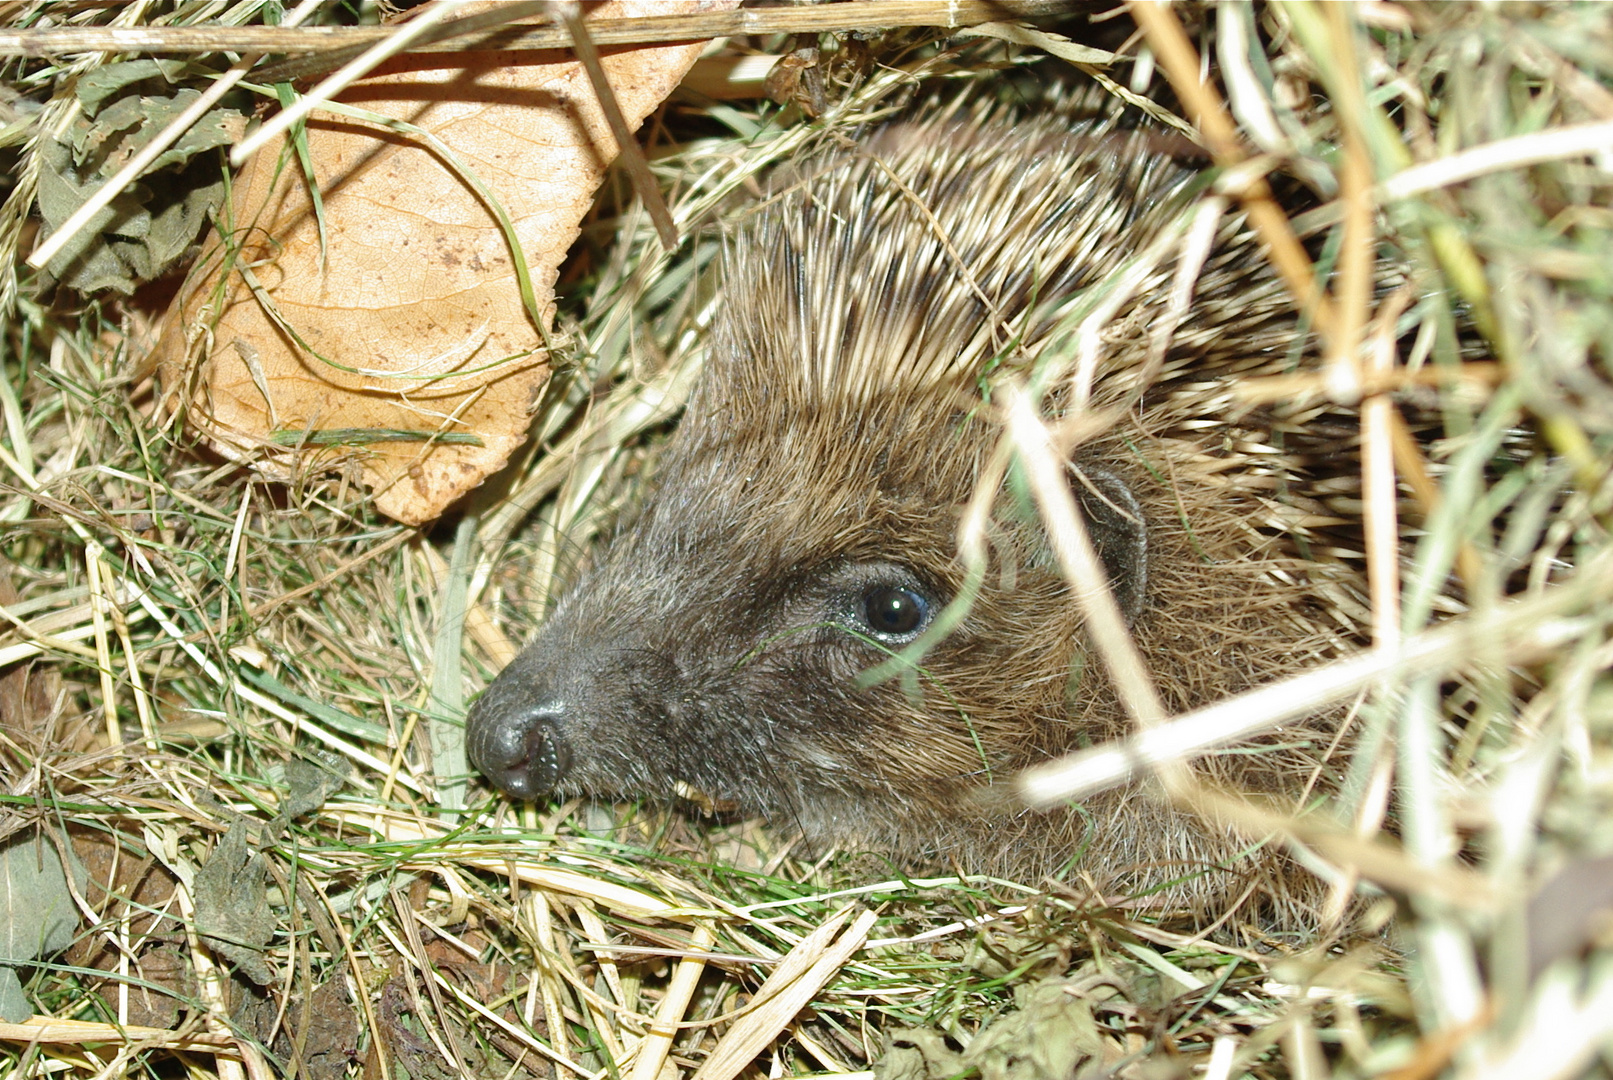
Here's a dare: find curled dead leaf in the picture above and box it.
[151,1,735,524]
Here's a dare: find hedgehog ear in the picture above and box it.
[1066,462,1149,625]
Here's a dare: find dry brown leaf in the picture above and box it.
[66,829,188,1030]
[0,558,60,750]
[151,1,735,524]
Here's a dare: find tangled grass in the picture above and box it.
[0,3,1611,1079]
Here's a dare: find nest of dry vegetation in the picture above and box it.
[1,2,1611,1079]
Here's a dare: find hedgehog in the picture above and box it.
[465,98,1361,922]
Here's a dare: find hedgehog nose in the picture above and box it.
[466,685,572,800]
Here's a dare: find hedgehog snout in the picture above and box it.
[465,669,574,800]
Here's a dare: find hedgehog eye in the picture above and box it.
[858,585,930,641]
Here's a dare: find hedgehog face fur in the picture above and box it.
[468,105,1346,916]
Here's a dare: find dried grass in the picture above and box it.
[1,3,1611,1080]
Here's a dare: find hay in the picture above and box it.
[0,3,1610,1078]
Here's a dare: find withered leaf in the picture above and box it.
[0,829,85,1023]
[194,822,274,987]
[37,95,240,295]
[151,0,736,525]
